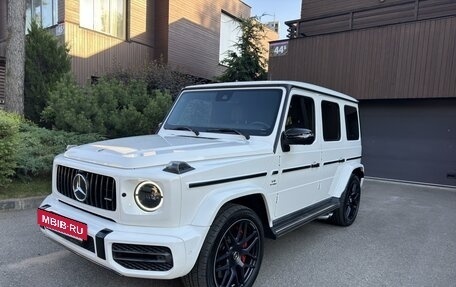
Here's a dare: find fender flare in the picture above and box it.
[328,162,364,198]
[191,183,268,227]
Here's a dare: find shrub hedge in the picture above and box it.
[42,76,173,138]
[0,111,21,187]
[0,111,104,184]
[16,121,103,179]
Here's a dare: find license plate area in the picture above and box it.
[37,208,88,241]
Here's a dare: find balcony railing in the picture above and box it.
[286,0,456,38]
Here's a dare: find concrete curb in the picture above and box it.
[0,195,47,211]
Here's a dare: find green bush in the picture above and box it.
[0,111,21,187]
[25,20,71,124]
[42,76,173,138]
[15,121,103,178]
[109,59,208,99]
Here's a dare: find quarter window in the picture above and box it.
[344,106,360,140]
[80,0,126,39]
[321,101,341,141]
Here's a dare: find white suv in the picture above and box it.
[38,81,363,287]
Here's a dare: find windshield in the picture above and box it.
[164,88,283,137]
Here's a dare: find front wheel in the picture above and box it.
[329,174,361,226]
[182,204,264,287]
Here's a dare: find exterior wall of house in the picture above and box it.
[64,0,156,85]
[270,15,456,100]
[271,0,456,186]
[167,0,251,79]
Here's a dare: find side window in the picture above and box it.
[344,106,360,140]
[285,95,315,141]
[321,101,341,141]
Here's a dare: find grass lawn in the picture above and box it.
[0,177,51,200]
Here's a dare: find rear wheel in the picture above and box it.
[182,204,264,287]
[329,175,361,226]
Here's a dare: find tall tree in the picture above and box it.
[218,16,267,82]
[4,0,26,115]
[25,21,71,124]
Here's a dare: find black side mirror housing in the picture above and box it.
[281,128,315,152]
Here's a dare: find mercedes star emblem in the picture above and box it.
[72,173,89,202]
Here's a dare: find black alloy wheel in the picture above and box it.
[182,204,264,287]
[329,175,361,226]
[213,218,261,286]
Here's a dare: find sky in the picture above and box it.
[242,0,301,38]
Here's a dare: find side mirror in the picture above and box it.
[281,128,315,151]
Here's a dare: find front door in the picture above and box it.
[275,90,324,218]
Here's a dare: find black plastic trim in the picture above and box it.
[272,170,279,175]
[189,172,267,188]
[58,200,116,223]
[282,163,320,173]
[163,161,195,174]
[346,156,362,161]
[271,197,340,238]
[96,229,113,260]
[47,229,96,253]
[323,159,345,166]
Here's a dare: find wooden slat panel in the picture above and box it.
[418,0,456,19]
[65,22,153,85]
[64,0,78,23]
[353,2,416,29]
[300,14,351,36]
[270,16,456,100]
[130,0,154,46]
[167,0,252,79]
[301,0,409,19]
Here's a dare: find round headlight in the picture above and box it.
[134,181,163,212]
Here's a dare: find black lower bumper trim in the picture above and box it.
[96,229,113,260]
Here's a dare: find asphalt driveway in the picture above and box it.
[1,179,455,287]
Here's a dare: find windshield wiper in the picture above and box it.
[171,126,200,136]
[206,128,250,140]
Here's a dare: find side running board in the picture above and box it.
[271,197,340,238]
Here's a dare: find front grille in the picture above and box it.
[56,165,117,211]
[112,243,173,271]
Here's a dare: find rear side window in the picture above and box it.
[321,101,340,141]
[344,106,360,140]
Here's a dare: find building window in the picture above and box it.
[80,0,126,39]
[321,100,341,141]
[219,12,241,63]
[26,0,58,31]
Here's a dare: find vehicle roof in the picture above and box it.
[184,81,358,103]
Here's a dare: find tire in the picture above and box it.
[329,174,361,226]
[182,204,264,287]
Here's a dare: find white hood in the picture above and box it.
[64,135,271,169]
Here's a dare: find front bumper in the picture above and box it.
[39,195,208,279]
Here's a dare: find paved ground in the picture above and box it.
[1,180,455,287]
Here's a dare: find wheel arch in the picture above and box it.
[191,189,274,239]
[328,162,364,198]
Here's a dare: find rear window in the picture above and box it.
[344,105,360,140]
[321,101,341,141]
